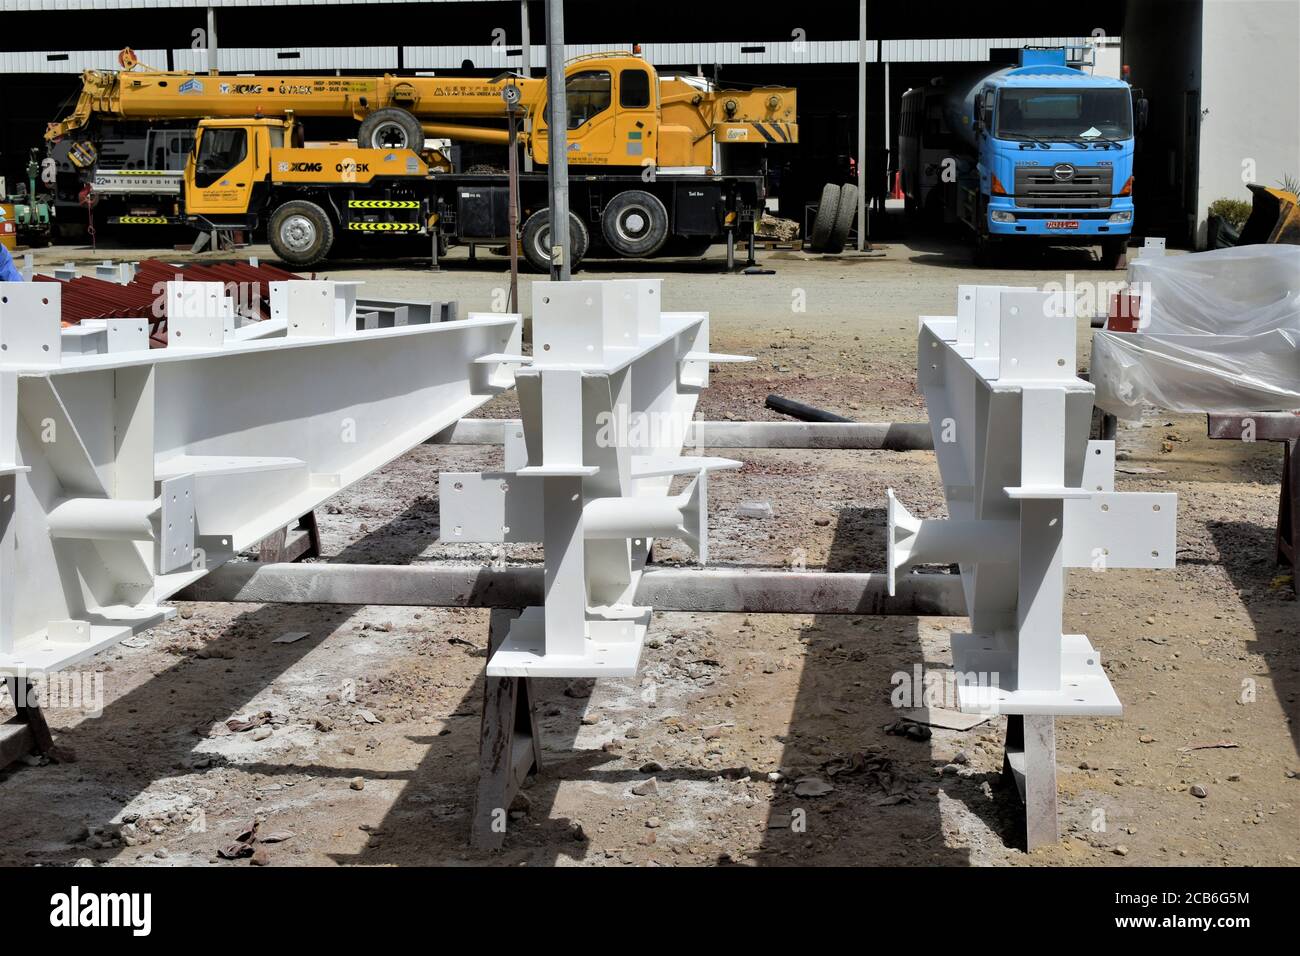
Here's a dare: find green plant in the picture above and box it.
[1208,197,1252,230]
[1278,173,1300,196]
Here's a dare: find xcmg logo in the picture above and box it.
[49,886,151,936]
[288,161,323,172]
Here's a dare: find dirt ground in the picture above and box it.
[0,238,1295,867]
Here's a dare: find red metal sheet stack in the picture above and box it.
[34,259,305,346]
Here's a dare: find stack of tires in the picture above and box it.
[806,182,859,254]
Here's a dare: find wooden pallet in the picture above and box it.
[257,511,322,563]
[470,609,543,850]
[0,678,59,771]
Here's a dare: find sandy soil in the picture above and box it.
[0,238,1294,867]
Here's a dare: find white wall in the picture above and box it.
[1197,0,1300,246]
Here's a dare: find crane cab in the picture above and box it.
[531,53,660,168]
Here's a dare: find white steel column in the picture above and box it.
[521,0,533,172]
[856,0,867,251]
[206,6,218,76]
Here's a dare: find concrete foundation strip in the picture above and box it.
[432,418,935,451]
[186,564,966,617]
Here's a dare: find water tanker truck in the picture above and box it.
[900,47,1147,268]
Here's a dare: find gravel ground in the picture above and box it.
[0,237,1294,867]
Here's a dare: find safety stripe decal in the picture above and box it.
[347,199,420,209]
[346,221,420,232]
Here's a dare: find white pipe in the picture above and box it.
[901,518,1018,566]
[856,0,867,252]
[47,497,159,542]
[583,495,691,541]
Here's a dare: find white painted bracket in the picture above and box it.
[890,284,1177,717]
[441,278,747,678]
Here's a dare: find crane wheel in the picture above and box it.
[521,208,590,273]
[600,189,670,257]
[269,200,335,267]
[357,107,424,151]
[824,183,858,253]
[808,183,841,251]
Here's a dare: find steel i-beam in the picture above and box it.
[887,282,1178,847]
[0,278,520,675]
[440,278,750,677]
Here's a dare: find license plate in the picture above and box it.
[1045,220,1080,230]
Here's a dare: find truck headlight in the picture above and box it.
[990,210,1016,223]
[1108,211,1133,223]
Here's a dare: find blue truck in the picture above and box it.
[900,47,1147,268]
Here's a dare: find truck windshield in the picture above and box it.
[194,128,247,188]
[995,88,1132,141]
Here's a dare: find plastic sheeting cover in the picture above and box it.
[1091,245,1300,418]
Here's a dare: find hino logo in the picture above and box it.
[49,886,152,936]
[1051,163,1076,182]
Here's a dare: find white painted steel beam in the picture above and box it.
[440,278,751,678]
[888,283,1178,717]
[0,280,520,674]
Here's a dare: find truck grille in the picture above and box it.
[1013,165,1113,208]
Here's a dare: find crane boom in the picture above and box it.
[47,70,543,141]
[47,51,797,157]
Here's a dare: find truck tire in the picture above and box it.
[521,208,589,273]
[808,183,840,251]
[600,189,670,257]
[269,199,335,267]
[825,183,859,253]
[357,108,424,151]
[1099,237,1128,270]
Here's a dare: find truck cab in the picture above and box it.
[906,47,1145,268]
[976,58,1137,265]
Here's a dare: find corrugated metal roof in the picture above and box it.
[880,37,1095,62]
[0,37,1102,73]
[171,46,400,72]
[0,48,168,73]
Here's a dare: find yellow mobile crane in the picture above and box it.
[47,49,798,267]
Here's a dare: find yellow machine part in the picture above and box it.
[1240,184,1300,245]
[47,69,541,141]
[61,49,797,178]
[269,145,430,184]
